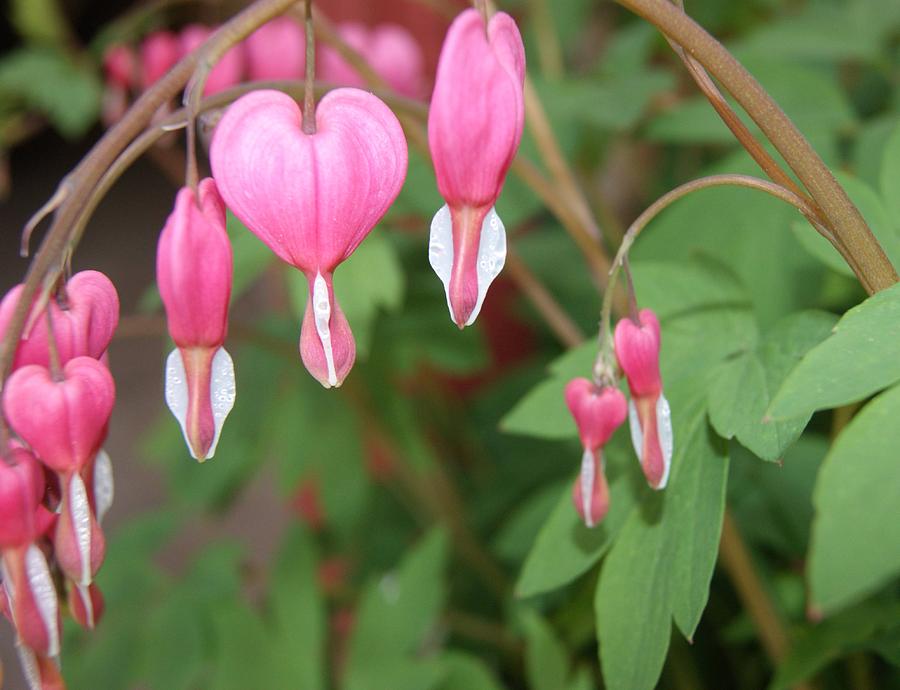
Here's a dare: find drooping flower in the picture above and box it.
[319,23,425,98]
[245,16,305,81]
[427,9,525,328]
[0,270,119,370]
[210,88,408,387]
[614,308,673,489]
[140,30,181,89]
[156,178,236,461]
[180,24,246,96]
[564,378,627,527]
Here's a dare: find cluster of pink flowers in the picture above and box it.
[0,271,119,686]
[102,17,426,125]
[565,309,673,527]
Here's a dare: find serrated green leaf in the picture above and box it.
[808,383,900,614]
[595,390,728,690]
[708,311,836,461]
[769,282,900,419]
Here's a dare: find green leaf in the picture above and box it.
[344,530,449,690]
[140,589,206,690]
[493,480,566,564]
[595,390,729,690]
[515,438,637,598]
[808,383,900,614]
[0,48,101,138]
[521,609,570,690]
[229,212,275,299]
[881,121,900,228]
[11,0,70,45]
[268,526,326,690]
[437,652,505,690]
[210,601,279,690]
[769,282,900,419]
[708,311,836,461]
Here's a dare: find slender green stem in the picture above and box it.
[613,0,896,294]
[301,0,317,134]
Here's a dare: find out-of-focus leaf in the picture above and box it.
[0,48,101,138]
[210,601,279,690]
[141,589,206,690]
[768,282,900,420]
[708,311,836,461]
[597,21,658,75]
[268,525,326,690]
[808,383,900,614]
[344,530,449,690]
[771,599,900,689]
[437,652,506,690]
[493,480,565,564]
[881,121,900,228]
[521,609,570,690]
[11,0,70,45]
[595,386,728,690]
[229,211,276,300]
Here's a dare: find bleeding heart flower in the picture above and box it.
[181,24,246,96]
[157,179,236,461]
[565,378,627,527]
[320,23,425,98]
[210,88,407,387]
[614,308,673,490]
[140,30,181,89]
[1,544,60,659]
[0,446,44,549]
[102,44,136,125]
[0,270,119,371]
[245,16,305,81]
[427,9,525,328]
[16,644,66,690]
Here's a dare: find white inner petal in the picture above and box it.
[24,544,59,658]
[428,204,507,326]
[76,583,94,629]
[313,272,338,387]
[208,347,236,457]
[656,394,674,489]
[579,448,595,528]
[627,399,643,462]
[164,347,236,460]
[16,644,41,690]
[93,449,114,523]
[69,473,92,586]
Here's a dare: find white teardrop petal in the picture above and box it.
[312,272,338,387]
[579,448,595,528]
[16,644,41,690]
[627,399,643,462]
[68,473,92,586]
[76,583,94,629]
[164,347,189,449]
[24,544,59,658]
[93,449,114,523]
[208,346,236,458]
[656,394,674,489]
[428,204,507,326]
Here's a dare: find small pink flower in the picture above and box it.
[0,270,119,370]
[210,89,408,387]
[614,309,673,489]
[140,30,180,89]
[103,44,136,91]
[1,544,60,659]
[245,16,305,81]
[180,24,246,96]
[0,446,44,550]
[320,23,425,99]
[427,9,525,327]
[157,179,236,461]
[565,378,627,527]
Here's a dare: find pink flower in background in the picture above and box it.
[102,44,136,125]
[614,308,673,489]
[320,22,425,98]
[210,88,407,387]
[180,24,246,96]
[427,9,525,328]
[245,16,306,81]
[0,270,119,371]
[564,378,627,527]
[140,30,180,88]
[156,178,236,461]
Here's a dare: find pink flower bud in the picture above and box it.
[140,30,180,89]
[0,447,44,549]
[68,580,105,630]
[0,270,119,370]
[564,378,627,527]
[614,309,673,490]
[103,44,136,90]
[427,9,525,327]
[3,357,115,474]
[210,89,407,387]
[320,23,425,99]
[1,545,60,658]
[157,179,236,461]
[180,24,246,96]
[245,17,305,81]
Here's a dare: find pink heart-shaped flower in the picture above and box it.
[564,378,628,452]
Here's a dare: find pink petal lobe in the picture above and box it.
[614,308,662,397]
[140,31,180,89]
[180,24,246,96]
[299,272,355,388]
[564,378,628,451]
[245,17,305,81]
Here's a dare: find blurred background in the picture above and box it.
[1,0,899,688]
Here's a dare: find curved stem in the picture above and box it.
[613,0,896,294]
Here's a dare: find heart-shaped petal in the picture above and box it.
[564,378,628,451]
[210,88,408,274]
